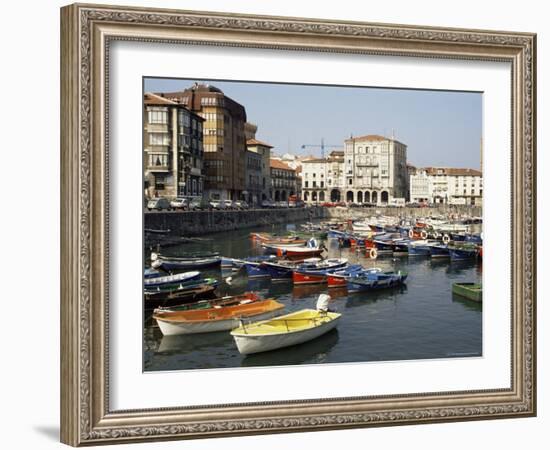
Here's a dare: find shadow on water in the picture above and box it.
[452,293,483,312]
[344,285,408,309]
[241,329,340,368]
[157,331,231,355]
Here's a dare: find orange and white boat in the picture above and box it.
[153,299,285,336]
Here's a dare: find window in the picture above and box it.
[149,133,169,146]
[154,175,166,191]
[348,178,352,185]
[148,108,168,124]
[149,154,168,167]
[178,111,190,127]
[321,181,324,188]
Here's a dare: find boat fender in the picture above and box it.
[368,248,378,259]
[151,259,162,269]
[421,230,428,239]
[316,293,331,312]
[226,276,233,285]
[442,234,450,244]
[150,252,159,261]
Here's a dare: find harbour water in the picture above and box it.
[143,221,482,371]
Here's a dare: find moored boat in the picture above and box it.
[346,269,408,293]
[326,264,364,287]
[144,284,218,309]
[153,299,285,335]
[452,282,482,302]
[143,270,200,288]
[151,252,222,270]
[428,243,450,258]
[154,292,260,313]
[292,258,349,285]
[448,244,478,261]
[231,294,341,355]
[407,240,432,256]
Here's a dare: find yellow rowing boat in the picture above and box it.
[231,295,341,354]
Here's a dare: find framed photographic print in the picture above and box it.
[60,3,536,446]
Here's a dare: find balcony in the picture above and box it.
[147,164,169,173]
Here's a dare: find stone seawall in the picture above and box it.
[324,205,482,220]
[144,207,327,236]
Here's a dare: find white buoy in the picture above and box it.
[226,277,233,285]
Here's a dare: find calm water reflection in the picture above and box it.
[144,221,482,371]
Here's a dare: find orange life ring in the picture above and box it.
[408,229,414,238]
[368,248,378,259]
[442,234,450,244]
[421,230,428,239]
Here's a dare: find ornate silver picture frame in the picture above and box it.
[60,3,536,446]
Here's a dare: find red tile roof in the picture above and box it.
[246,138,273,148]
[270,159,293,171]
[424,167,482,176]
[144,92,178,106]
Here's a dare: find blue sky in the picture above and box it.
[144,78,482,169]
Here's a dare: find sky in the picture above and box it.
[144,78,482,169]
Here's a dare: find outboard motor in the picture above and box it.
[316,293,331,313]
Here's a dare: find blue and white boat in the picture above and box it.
[464,234,483,244]
[143,270,201,288]
[346,269,408,293]
[449,246,478,261]
[327,229,347,239]
[242,261,271,278]
[151,252,221,270]
[261,260,297,280]
[222,255,276,271]
[407,240,432,256]
[428,244,450,258]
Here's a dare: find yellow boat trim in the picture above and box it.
[231,309,341,336]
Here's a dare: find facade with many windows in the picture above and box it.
[245,150,263,206]
[270,159,297,203]
[301,151,345,203]
[143,93,204,200]
[156,83,248,201]
[301,134,408,205]
[343,135,408,204]
[409,167,483,205]
[246,139,273,202]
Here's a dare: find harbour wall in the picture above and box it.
[324,205,482,220]
[145,205,481,236]
[144,207,327,236]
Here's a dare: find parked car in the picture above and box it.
[222,199,236,209]
[209,200,223,209]
[147,198,171,211]
[261,199,275,208]
[170,198,188,210]
[234,200,249,209]
[189,197,210,210]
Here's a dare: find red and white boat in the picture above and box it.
[292,258,348,285]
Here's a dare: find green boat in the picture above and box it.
[452,282,482,302]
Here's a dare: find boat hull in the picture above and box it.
[449,248,478,261]
[292,271,328,285]
[452,282,482,302]
[429,245,449,258]
[232,314,340,355]
[243,262,271,278]
[156,309,281,336]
